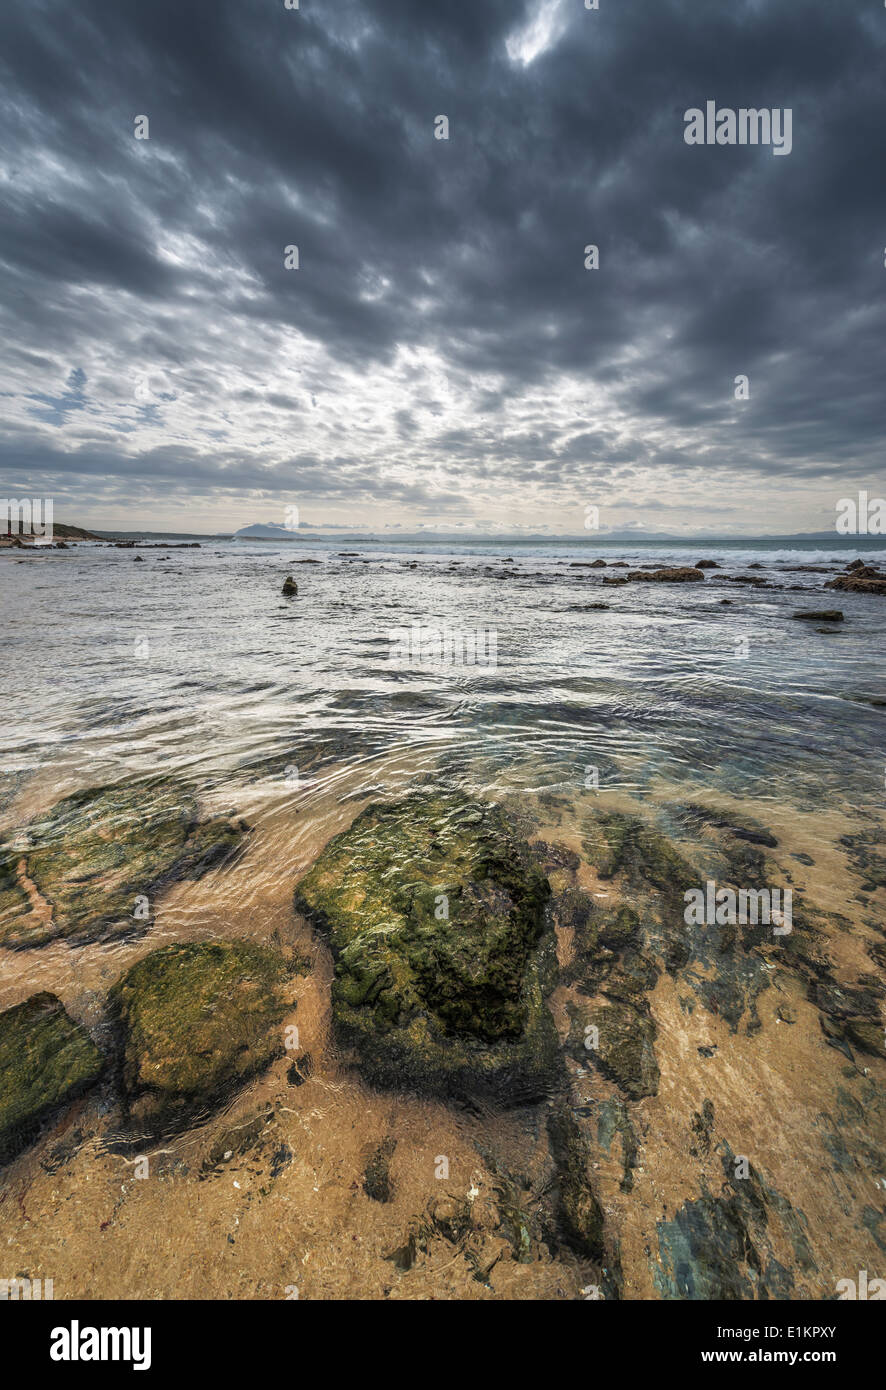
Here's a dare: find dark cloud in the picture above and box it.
[0,0,883,530]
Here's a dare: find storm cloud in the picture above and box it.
[0,0,883,532]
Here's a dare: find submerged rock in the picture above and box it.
[110,940,292,1135]
[678,802,779,849]
[547,1100,606,1258]
[0,780,248,948]
[0,993,103,1166]
[286,1051,313,1086]
[653,1147,816,1299]
[576,995,660,1099]
[293,793,558,1101]
[809,978,885,1059]
[363,1136,397,1202]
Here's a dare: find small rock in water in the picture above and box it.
[286,1052,313,1086]
[626,567,705,583]
[281,575,298,596]
[791,609,843,622]
[363,1137,397,1202]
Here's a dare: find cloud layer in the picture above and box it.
[1,0,883,533]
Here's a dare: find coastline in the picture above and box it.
[0,539,883,1299]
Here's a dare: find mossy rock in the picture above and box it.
[294,793,559,1101]
[550,886,597,936]
[110,940,291,1135]
[0,780,247,948]
[602,950,660,1006]
[0,993,103,1166]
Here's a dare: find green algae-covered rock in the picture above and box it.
[110,940,291,1135]
[294,794,558,1101]
[0,993,103,1166]
[0,780,247,948]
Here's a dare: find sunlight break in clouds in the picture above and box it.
[505,0,570,67]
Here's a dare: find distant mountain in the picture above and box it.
[230,524,880,547]
[232,522,303,539]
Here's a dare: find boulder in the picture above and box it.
[293,793,559,1101]
[110,940,292,1134]
[281,575,298,595]
[0,993,103,1165]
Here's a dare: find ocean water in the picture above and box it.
[0,538,884,1300]
[2,538,884,807]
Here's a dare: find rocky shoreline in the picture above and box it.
[0,765,882,1299]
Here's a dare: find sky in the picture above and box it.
[0,0,884,537]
